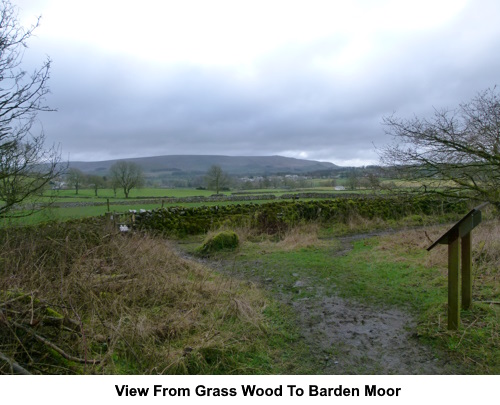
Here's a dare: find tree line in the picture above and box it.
[65,163,231,198]
[66,161,144,198]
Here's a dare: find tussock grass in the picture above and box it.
[200,223,324,253]
[209,223,324,253]
[197,231,240,256]
[0,222,273,374]
[202,224,262,245]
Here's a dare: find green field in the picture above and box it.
[4,185,378,227]
[4,200,281,226]
[48,187,218,200]
[46,186,369,201]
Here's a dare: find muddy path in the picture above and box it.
[291,294,457,374]
[296,236,461,374]
[184,232,464,374]
[293,235,460,374]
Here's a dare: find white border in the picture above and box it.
[1,375,498,405]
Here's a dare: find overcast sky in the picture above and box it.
[15,0,500,166]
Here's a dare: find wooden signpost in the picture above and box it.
[427,202,488,330]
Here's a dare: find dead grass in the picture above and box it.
[377,219,500,289]
[204,222,324,253]
[0,222,270,374]
[344,214,388,232]
[375,225,448,270]
[275,223,323,251]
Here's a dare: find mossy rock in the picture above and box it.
[198,231,239,255]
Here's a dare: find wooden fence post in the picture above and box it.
[447,229,460,330]
[461,232,472,310]
[105,212,112,228]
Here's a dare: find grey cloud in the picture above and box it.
[28,0,500,165]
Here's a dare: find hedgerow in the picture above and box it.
[135,196,468,236]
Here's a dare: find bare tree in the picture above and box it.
[366,173,380,190]
[380,87,500,207]
[87,174,105,197]
[346,170,359,190]
[109,161,144,198]
[205,165,230,194]
[0,1,62,218]
[66,168,85,195]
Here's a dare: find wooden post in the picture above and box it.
[448,229,460,330]
[106,198,110,212]
[461,232,472,310]
[427,203,487,330]
[105,212,112,226]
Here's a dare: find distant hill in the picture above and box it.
[67,155,338,176]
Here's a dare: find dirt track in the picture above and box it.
[291,294,460,374]
[291,234,464,374]
[192,232,465,374]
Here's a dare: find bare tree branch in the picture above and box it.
[380,87,500,207]
[0,0,64,218]
[0,350,31,374]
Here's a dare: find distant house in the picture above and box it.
[334,186,346,191]
[50,181,66,190]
